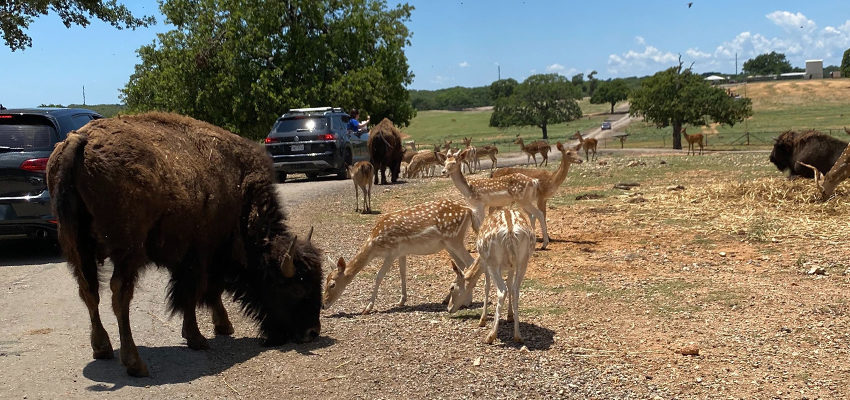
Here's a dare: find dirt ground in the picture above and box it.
[2,149,849,399]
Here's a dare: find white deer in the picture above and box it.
[323,199,476,314]
[447,209,534,344]
[442,150,550,249]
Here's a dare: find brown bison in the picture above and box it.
[770,130,849,179]
[47,112,323,377]
[367,118,404,184]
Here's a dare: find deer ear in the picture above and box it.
[336,257,346,272]
[281,236,298,278]
[557,142,564,151]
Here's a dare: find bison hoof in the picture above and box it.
[186,335,210,350]
[214,323,234,336]
[126,361,150,377]
[92,348,114,360]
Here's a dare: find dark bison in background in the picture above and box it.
[368,118,404,184]
[46,112,323,377]
[769,129,848,179]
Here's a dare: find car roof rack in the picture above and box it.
[281,107,345,118]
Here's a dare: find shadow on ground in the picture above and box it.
[82,334,336,391]
[0,237,63,267]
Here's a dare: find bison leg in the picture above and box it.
[380,166,388,185]
[373,167,380,185]
[390,163,400,183]
[73,251,113,360]
[209,294,234,336]
[180,305,210,350]
[109,266,148,377]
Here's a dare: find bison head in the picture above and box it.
[769,140,793,173]
[247,235,323,346]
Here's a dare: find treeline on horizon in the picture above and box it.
[409,75,645,111]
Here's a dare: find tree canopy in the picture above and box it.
[489,73,582,139]
[629,58,752,149]
[841,48,850,78]
[1,0,154,51]
[742,51,793,75]
[121,0,415,139]
[590,79,629,114]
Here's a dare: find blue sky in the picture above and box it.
[2,1,850,107]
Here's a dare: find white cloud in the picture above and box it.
[767,11,816,32]
[546,63,565,72]
[607,12,850,76]
[459,61,469,68]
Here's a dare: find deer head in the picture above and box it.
[446,260,475,313]
[323,257,350,308]
[513,134,523,145]
[556,142,584,164]
[462,137,472,147]
[570,131,582,140]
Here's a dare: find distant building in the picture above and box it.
[831,71,842,78]
[805,59,823,79]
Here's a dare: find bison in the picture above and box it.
[769,130,849,179]
[367,118,404,184]
[47,112,323,377]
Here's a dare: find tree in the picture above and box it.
[629,58,752,149]
[590,79,629,114]
[587,70,599,97]
[489,78,518,100]
[489,73,582,139]
[122,0,415,139]
[841,48,850,78]
[742,51,793,75]
[1,0,154,51]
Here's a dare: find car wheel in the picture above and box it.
[337,150,352,179]
[277,172,287,183]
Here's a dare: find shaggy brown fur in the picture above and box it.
[770,129,848,179]
[47,112,323,377]
[367,118,404,184]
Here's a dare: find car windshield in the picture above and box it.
[274,117,329,133]
[0,116,56,151]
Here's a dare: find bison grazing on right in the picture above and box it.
[47,112,323,377]
[769,130,848,179]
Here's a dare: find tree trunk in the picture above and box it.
[672,121,683,150]
[610,102,615,114]
[541,123,548,140]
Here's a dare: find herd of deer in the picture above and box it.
[328,134,586,344]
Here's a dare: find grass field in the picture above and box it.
[403,98,614,150]
[405,79,850,151]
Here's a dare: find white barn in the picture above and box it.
[805,60,823,79]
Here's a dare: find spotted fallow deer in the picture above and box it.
[514,135,550,166]
[323,199,476,314]
[799,142,850,200]
[681,127,704,156]
[406,150,443,178]
[348,161,374,214]
[491,142,583,221]
[442,151,549,249]
[447,209,534,344]
[570,131,598,162]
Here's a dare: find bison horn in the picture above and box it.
[306,226,314,243]
[281,235,298,278]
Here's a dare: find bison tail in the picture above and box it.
[48,133,93,270]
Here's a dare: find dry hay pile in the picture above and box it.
[653,177,850,242]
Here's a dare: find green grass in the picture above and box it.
[404,97,618,148]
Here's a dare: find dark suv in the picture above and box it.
[0,108,102,240]
[264,107,369,182]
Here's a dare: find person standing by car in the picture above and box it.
[348,108,369,132]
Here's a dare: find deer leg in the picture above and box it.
[485,266,508,344]
[72,246,113,360]
[397,256,407,307]
[363,257,395,314]
[354,182,360,212]
[110,263,148,377]
[366,183,372,213]
[512,246,531,343]
[521,201,548,249]
[478,260,491,328]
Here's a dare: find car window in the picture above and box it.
[331,116,341,131]
[0,115,57,151]
[71,114,94,130]
[274,117,329,133]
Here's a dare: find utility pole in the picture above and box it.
[82,85,86,106]
[498,65,501,81]
[735,52,738,76]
